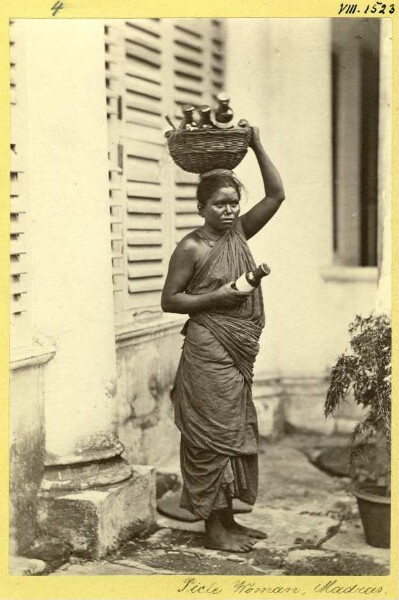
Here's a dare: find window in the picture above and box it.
[331,19,380,267]
[105,19,225,327]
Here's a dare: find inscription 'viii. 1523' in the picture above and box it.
[338,2,395,12]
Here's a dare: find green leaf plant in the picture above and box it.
[325,314,392,493]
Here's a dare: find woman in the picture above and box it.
[161,126,285,553]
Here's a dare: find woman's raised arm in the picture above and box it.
[240,126,285,240]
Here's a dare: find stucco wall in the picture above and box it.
[116,322,183,471]
[226,19,378,373]
[9,352,53,554]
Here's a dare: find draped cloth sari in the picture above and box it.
[171,223,265,520]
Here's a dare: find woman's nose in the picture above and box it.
[224,204,233,214]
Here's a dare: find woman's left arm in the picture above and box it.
[240,126,285,240]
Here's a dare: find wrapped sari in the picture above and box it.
[171,223,265,519]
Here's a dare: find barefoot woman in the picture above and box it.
[161,126,285,553]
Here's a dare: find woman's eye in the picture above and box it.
[216,203,223,209]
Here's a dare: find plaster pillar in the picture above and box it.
[21,20,155,556]
[23,18,131,489]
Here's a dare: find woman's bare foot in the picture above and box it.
[205,511,255,553]
[224,521,267,539]
[221,503,267,539]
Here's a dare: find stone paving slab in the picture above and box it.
[49,436,391,577]
[51,561,153,576]
[235,506,339,549]
[323,519,390,564]
[9,556,47,576]
[156,515,205,532]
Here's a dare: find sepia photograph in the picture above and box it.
[3,8,396,599]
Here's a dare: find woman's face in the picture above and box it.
[200,186,240,233]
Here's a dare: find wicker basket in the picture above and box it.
[165,127,253,174]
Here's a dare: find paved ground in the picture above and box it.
[50,434,390,577]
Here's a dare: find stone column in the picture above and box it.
[21,19,154,557]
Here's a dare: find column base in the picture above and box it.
[41,455,133,492]
[38,465,156,559]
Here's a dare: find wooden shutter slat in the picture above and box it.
[125,158,161,183]
[10,294,27,314]
[175,183,197,199]
[128,278,163,293]
[10,257,27,276]
[175,21,202,38]
[125,139,163,161]
[126,231,163,245]
[175,169,198,184]
[128,262,163,278]
[176,214,202,229]
[174,67,203,83]
[10,199,26,214]
[126,94,162,116]
[174,44,204,67]
[174,30,204,50]
[125,66,161,86]
[9,276,27,296]
[125,20,161,39]
[176,199,198,213]
[125,31,162,54]
[127,246,163,261]
[125,91,162,116]
[174,89,203,107]
[125,107,162,130]
[10,174,19,196]
[127,213,162,230]
[10,218,24,235]
[10,238,26,256]
[127,199,162,214]
[126,181,162,198]
[123,123,164,145]
[126,78,162,100]
[126,41,162,68]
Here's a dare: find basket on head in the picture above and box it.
[165,127,253,174]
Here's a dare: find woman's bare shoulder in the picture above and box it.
[172,230,202,260]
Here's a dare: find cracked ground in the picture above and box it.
[53,435,390,577]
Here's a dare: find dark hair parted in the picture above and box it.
[196,172,244,210]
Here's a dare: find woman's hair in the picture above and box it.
[196,170,244,208]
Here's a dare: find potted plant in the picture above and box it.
[325,313,392,548]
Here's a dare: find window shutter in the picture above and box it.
[105,19,225,325]
[172,19,226,245]
[9,20,30,347]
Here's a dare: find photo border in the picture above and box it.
[0,2,397,599]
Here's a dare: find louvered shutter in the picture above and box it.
[105,19,225,325]
[9,20,30,347]
[173,19,226,244]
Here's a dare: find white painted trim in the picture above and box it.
[115,314,186,345]
[10,345,55,371]
[320,265,378,283]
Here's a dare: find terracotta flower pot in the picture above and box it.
[352,485,390,548]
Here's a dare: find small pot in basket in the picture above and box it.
[165,127,253,174]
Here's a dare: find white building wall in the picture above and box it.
[226,19,378,432]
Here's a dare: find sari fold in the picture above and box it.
[171,225,265,519]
